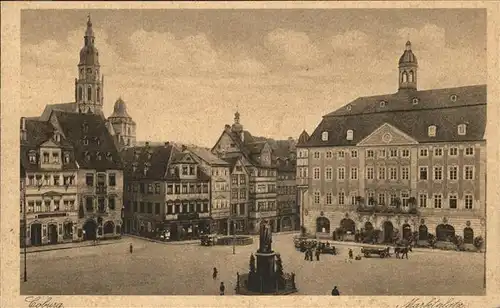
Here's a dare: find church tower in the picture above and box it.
[108,97,136,150]
[398,41,418,91]
[75,15,104,116]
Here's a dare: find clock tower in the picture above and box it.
[74,15,104,116]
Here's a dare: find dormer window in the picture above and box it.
[379,100,387,107]
[346,105,352,111]
[94,137,100,146]
[82,123,89,133]
[96,152,102,161]
[84,151,91,161]
[28,151,36,164]
[63,152,70,164]
[450,94,458,102]
[346,130,354,141]
[412,98,419,105]
[321,131,329,141]
[458,124,467,136]
[170,167,175,175]
[106,152,112,161]
[428,125,437,137]
[132,162,138,172]
[143,167,149,176]
[82,137,89,146]
[53,132,61,143]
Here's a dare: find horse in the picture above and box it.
[394,246,412,259]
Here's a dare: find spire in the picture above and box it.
[85,14,94,42]
[234,111,240,124]
[398,40,418,91]
[405,40,412,51]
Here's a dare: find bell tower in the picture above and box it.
[75,15,104,116]
[398,41,418,91]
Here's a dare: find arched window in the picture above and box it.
[96,87,100,102]
[418,225,428,240]
[402,71,408,83]
[436,224,455,242]
[463,227,474,244]
[87,86,92,101]
[103,221,115,234]
[340,218,355,233]
[409,71,414,82]
[78,86,83,101]
[346,129,354,141]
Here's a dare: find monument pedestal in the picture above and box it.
[255,251,276,293]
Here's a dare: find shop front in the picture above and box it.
[165,213,211,241]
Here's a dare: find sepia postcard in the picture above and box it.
[1,1,500,308]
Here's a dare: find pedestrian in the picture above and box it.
[308,248,313,262]
[348,248,353,260]
[219,282,225,295]
[129,243,133,254]
[304,250,308,261]
[213,267,218,280]
[315,249,320,261]
[331,286,340,296]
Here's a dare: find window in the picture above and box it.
[366,167,374,180]
[351,194,357,205]
[43,152,49,163]
[433,194,442,208]
[232,189,238,199]
[232,175,238,185]
[239,176,246,185]
[338,192,345,205]
[434,166,443,181]
[450,94,458,102]
[419,148,428,157]
[108,173,116,186]
[321,131,329,141]
[351,150,358,158]
[434,148,443,157]
[465,147,474,156]
[378,193,385,206]
[390,193,397,206]
[313,151,320,159]
[313,167,320,180]
[85,173,94,186]
[379,149,386,158]
[155,203,160,214]
[28,151,37,164]
[86,197,94,211]
[63,152,70,164]
[419,194,427,208]
[464,166,474,180]
[401,149,410,158]
[139,183,145,193]
[53,152,60,163]
[314,191,320,204]
[449,166,458,181]
[401,192,409,207]
[458,124,467,135]
[83,138,89,146]
[326,193,332,205]
[325,167,333,180]
[448,195,457,209]
[412,97,419,105]
[337,167,345,180]
[338,150,345,158]
[346,130,353,140]
[401,167,409,180]
[378,167,386,180]
[389,167,397,180]
[147,184,153,194]
[449,147,458,156]
[166,203,173,214]
[167,184,173,194]
[419,167,428,180]
[428,125,437,137]
[108,197,115,210]
[465,194,473,209]
[87,86,92,101]
[390,149,398,158]
[240,188,246,199]
[326,151,332,159]
[379,100,387,107]
[350,167,358,180]
[366,150,374,158]
[53,175,60,186]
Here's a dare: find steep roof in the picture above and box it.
[121,144,174,180]
[188,146,229,166]
[303,85,486,147]
[297,130,310,146]
[276,157,296,173]
[53,111,122,170]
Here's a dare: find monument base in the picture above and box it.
[235,273,298,296]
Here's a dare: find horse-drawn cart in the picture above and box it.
[361,246,390,258]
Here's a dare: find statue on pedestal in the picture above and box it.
[259,220,272,253]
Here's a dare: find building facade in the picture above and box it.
[227,157,250,234]
[297,41,486,244]
[276,158,299,232]
[20,111,124,246]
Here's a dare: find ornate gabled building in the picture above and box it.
[297,41,486,245]
[37,16,136,151]
[212,112,280,234]
[20,111,124,246]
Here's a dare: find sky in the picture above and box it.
[21,9,486,147]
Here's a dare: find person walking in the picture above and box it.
[219,282,225,295]
[309,248,313,262]
[304,249,308,261]
[348,248,353,260]
[331,286,340,296]
[213,267,218,280]
[129,243,133,254]
[315,248,320,261]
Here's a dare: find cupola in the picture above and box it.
[398,41,418,91]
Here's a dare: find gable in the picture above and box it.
[40,138,60,148]
[212,131,242,155]
[357,123,418,146]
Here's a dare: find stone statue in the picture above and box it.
[259,221,272,252]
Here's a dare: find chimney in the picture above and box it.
[224,124,231,133]
[145,141,150,147]
[164,142,170,148]
[20,117,27,141]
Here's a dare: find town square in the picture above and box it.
[17,8,487,297]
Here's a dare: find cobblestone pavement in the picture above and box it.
[20,233,485,296]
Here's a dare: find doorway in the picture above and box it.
[383,221,394,243]
[83,219,97,241]
[30,223,42,246]
[48,224,58,244]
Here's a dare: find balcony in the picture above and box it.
[249,210,277,219]
[356,205,419,216]
[164,212,210,221]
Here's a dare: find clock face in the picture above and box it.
[382,133,393,143]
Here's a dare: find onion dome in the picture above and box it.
[231,111,243,133]
[110,97,131,118]
[79,15,99,66]
[398,41,417,65]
